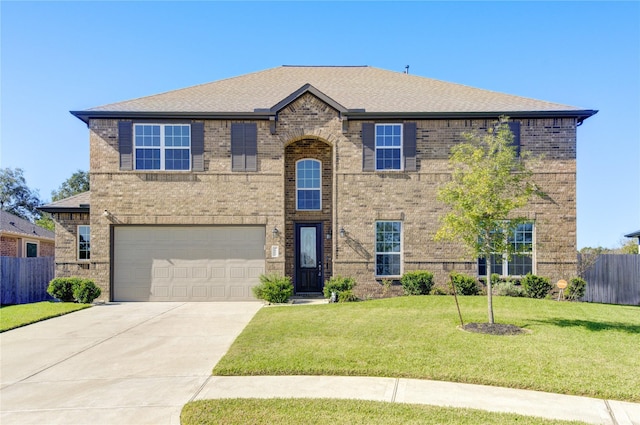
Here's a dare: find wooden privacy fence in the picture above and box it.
[580,254,640,306]
[0,257,55,305]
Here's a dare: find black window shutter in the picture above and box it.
[191,122,204,172]
[362,123,375,171]
[231,123,245,171]
[403,122,417,171]
[508,121,521,157]
[118,121,133,171]
[244,123,258,172]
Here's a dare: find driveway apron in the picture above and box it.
[0,302,262,425]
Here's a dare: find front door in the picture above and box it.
[295,223,323,293]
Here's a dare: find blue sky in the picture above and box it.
[1,1,638,249]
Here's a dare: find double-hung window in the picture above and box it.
[478,222,534,276]
[134,124,191,170]
[375,124,403,170]
[375,221,402,276]
[296,159,321,210]
[78,225,90,260]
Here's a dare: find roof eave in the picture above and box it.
[70,110,275,125]
[344,110,598,122]
[38,206,90,214]
[71,109,598,125]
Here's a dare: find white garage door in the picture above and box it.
[113,226,265,301]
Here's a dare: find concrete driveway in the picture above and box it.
[0,302,262,425]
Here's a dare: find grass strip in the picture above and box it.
[0,301,91,332]
[181,398,589,425]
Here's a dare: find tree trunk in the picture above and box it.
[486,256,494,324]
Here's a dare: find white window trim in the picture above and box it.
[133,124,191,171]
[374,221,403,278]
[78,225,90,262]
[374,123,404,171]
[295,158,322,211]
[480,223,536,278]
[23,239,39,258]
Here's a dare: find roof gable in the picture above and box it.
[71,66,597,123]
[263,83,349,114]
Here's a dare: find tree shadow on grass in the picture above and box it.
[532,318,640,334]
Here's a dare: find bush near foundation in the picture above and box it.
[400,271,434,295]
[449,272,480,295]
[323,276,357,302]
[252,274,293,304]
[522,273,552,299]
[47,277,101,303]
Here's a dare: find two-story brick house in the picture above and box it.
[46,66,596,302]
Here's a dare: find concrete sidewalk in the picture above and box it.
[195,376,640,425]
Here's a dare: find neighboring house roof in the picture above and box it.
[39,191,91,214]
[71,65,597,124]
[624,230,640,238]
[0,210,55,241]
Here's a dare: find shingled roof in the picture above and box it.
[72,65,597,123]
[39,191,90,214]
[0,210,55,241]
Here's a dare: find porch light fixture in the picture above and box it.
[339,227,346,238]
[272,226,279,237]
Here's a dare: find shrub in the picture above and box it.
[450,272,479,295]
[47,277,83,302]
[252,274,293,304]
[400,271,434,295]
[522,273,552,299]
[493,280,526,297]
[565,277,587,301]
[47,277,101,303]
[73,279,102,303]
[323,276,357,302]
[338,290,359,303]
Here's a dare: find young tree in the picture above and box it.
[434,117,543,324]
[0,167,43,221]
[51,170,89,202]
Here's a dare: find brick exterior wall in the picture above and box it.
[76,92,578,301]
[51,212,91,280]
[1,236,18,257]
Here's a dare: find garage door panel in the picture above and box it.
[114,226,265,301]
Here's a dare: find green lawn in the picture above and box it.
[181,399,588,425]
[0,301,91,332]
[213,296,640,402]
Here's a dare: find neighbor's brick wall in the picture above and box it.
[86,96,578,300]
[1,236,18,257]
[40,241,55,257]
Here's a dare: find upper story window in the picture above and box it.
[478,222,534,277]
[375,221,402,277]
[134,124,190,170]
[78,225,90,260]
[296,159,321,211]
[375,124,403,170]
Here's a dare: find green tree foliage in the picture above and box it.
[51,170,89,201]
[0,167,43,221]
[434,117,543,324]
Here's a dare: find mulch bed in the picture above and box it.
[461,322,528,335]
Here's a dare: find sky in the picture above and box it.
[1,1,638,249]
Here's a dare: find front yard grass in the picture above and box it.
[213,296,640,402]
[181,398,588,425]
[0,301,91,332]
